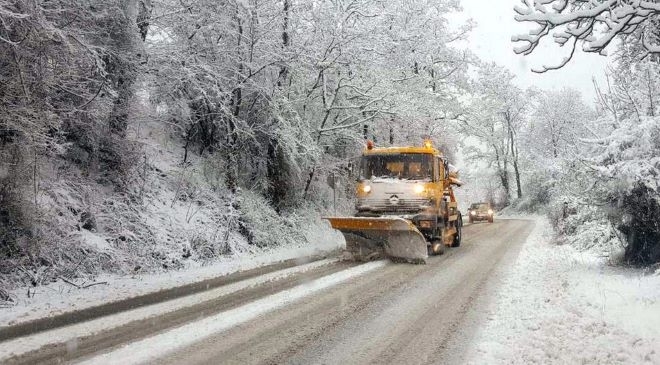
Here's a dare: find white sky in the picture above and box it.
[452,0,610,105]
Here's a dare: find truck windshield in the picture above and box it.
[470,203,489,211]
[360,153,432,181]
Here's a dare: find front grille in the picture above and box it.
[357,198,430,212]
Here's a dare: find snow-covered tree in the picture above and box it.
[513,0,660,72]
[528,88,594,159]
[458,63,527,204]
[144,0,471,204]
[509,2,660,265]
[1,0,149,287]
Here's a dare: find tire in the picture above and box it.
[428,239,445,255]
[468,216,473,224]
[452,214,462,247]
[488,216,494,223]
[428,218,444,256]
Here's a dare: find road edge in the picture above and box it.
[0,250,340,342]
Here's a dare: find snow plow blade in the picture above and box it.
[324,217,428,264]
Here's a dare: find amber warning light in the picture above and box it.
[366,140,375,150]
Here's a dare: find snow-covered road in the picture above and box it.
[24,218,660,365]
[0,219,534,364]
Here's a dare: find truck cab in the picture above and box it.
[354,141,462,247]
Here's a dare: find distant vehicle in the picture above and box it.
[468,202,494,223]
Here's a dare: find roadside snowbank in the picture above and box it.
[0,235,342,327]
[466,217,660,364]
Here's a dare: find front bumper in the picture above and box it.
[356,196,433,214]
[469,213,492,221]
[355,210,440,238]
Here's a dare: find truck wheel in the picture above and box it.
[452,215,462,247]
[488,216,494,223]
[429,239,445,255]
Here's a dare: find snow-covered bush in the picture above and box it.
[549,198,621,256]
[593,117,660,264]
[615,184,660,264]
[549,116,660,264]
[0,168,128,288]
[510,170,554,213]
[237,190,307,249]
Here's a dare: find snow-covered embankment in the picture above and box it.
[466,217,660,364]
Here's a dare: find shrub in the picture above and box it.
[614,184,660,265]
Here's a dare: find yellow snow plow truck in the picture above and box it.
[325,140,463,264]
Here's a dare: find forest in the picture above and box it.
[1,0,659,294]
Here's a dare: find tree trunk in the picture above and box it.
[303,80,336,199]
[499,168,510,202]
[513,154,522,199]
[108,0,139,137]
[506,112,523,199]
[494,147,510,203]
[267,0,291,210]
[99,0,141,187]
[137,0,152,41]
[647,68,655,117]
[226,11,244,193]
[267,140,289,211]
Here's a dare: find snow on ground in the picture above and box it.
[466,217,660,364]
[0,258,346,362]
[77,261,389,365]
[0,119,345,327]
[0,236,342,328]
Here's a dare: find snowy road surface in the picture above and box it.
[1,219,533,365]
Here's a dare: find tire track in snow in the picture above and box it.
[0,258,346,364]
[76,260,389,365]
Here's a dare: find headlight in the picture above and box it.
[488,209,493,214]
[362,185,372,193]
[413,184,425,195]
[470,211,476,215]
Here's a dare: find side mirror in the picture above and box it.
[442,159,449,179]
[449,177,463,187]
